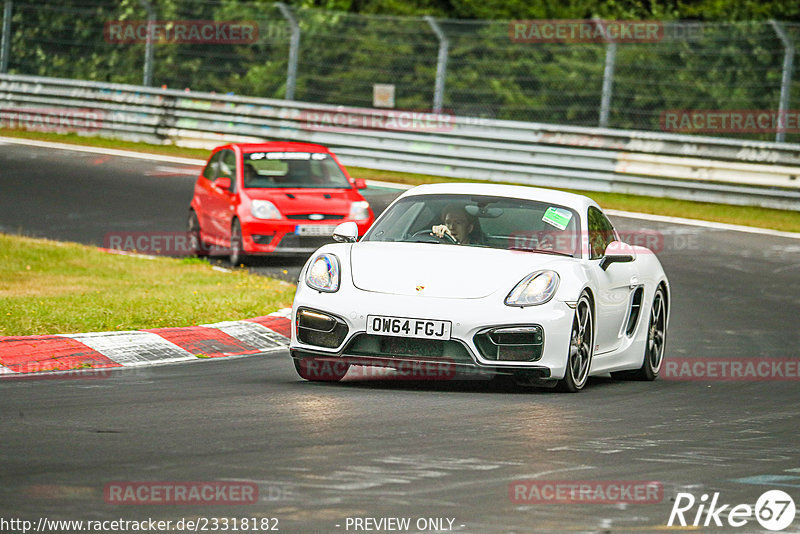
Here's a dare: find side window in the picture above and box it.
[202,152,220,180]
[588,207,617,260]
[219,149,237,193]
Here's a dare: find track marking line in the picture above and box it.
[3,136,796,238]
[605,209,800,239]
[0,136,206,165]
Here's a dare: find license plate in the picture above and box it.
[367,315,451,340]
[295,224,338,236]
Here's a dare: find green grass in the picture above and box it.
[3,127,800,233]
[0,233,296,336]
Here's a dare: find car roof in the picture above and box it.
[398,182,600,214]
[223,142,332,153]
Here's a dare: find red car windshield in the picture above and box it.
[242,151,352,189]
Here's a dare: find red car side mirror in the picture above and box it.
[353,178,367,190]
[216,176,232,191]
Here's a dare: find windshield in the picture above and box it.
[242,151,352,189]
[363,194,582,257]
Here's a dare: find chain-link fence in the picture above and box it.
[1,0,799,143]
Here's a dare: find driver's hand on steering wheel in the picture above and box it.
[432,224,457,242]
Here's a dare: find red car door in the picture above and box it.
[203,148,238,241]
[194,151,221,239]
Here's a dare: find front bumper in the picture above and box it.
[289,286,575,380]
[241,218,371,255]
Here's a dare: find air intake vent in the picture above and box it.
[625,287,644,336]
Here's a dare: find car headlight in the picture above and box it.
[306,253,340,292]
[251,200,281,220]
[505,270,559,307]
[348,201,370,221]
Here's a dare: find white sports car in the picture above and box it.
[290,183,669,392]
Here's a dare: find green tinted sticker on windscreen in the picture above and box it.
[542,207,573,230]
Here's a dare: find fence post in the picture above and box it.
[137,0,155,86]
[597,19,616,128]
[770,20,794,143]
[1,0,11,73]
[276,2,299,101]
[425,15,448,113]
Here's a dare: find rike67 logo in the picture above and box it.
[668,490,796,531]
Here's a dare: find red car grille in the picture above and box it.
[285,214,344,220]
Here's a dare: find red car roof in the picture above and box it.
[223,142,332,153]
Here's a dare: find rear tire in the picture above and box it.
[293,358,350,382]
[556,292,594,393]
[613,286,667,381]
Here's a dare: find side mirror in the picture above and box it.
[353,178,367,190]
[332,221,359,243]
[215,176,232,191]
[599,240,635,271]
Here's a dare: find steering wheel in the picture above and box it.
[409,229,458,244]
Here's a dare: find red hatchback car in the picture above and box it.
[188,142,374,264]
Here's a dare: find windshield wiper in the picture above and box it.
[508,246,573,257]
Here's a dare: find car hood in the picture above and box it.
[245,188,359,216]
[349,242,568,299]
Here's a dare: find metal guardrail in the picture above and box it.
[1,74,799,210]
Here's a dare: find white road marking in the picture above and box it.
[0,136,205,165]
[201,320,287,348]
[3,136,797,238]
[145,165,202,176]
[60,331,196,366]
[606,209,800,239]
[269,307,292,318]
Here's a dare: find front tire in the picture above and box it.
[229,219,248,267]
[187,210,208,257]
[556,292,594,393]
[293,358,350,382]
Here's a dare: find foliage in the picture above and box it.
[2,0,798,142]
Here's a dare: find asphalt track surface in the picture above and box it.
[2,141,800,533]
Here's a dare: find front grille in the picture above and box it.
[344,334,474,364]
[286,214,344,220]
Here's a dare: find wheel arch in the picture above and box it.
[656,279,670,326]
[579,285,597,348]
